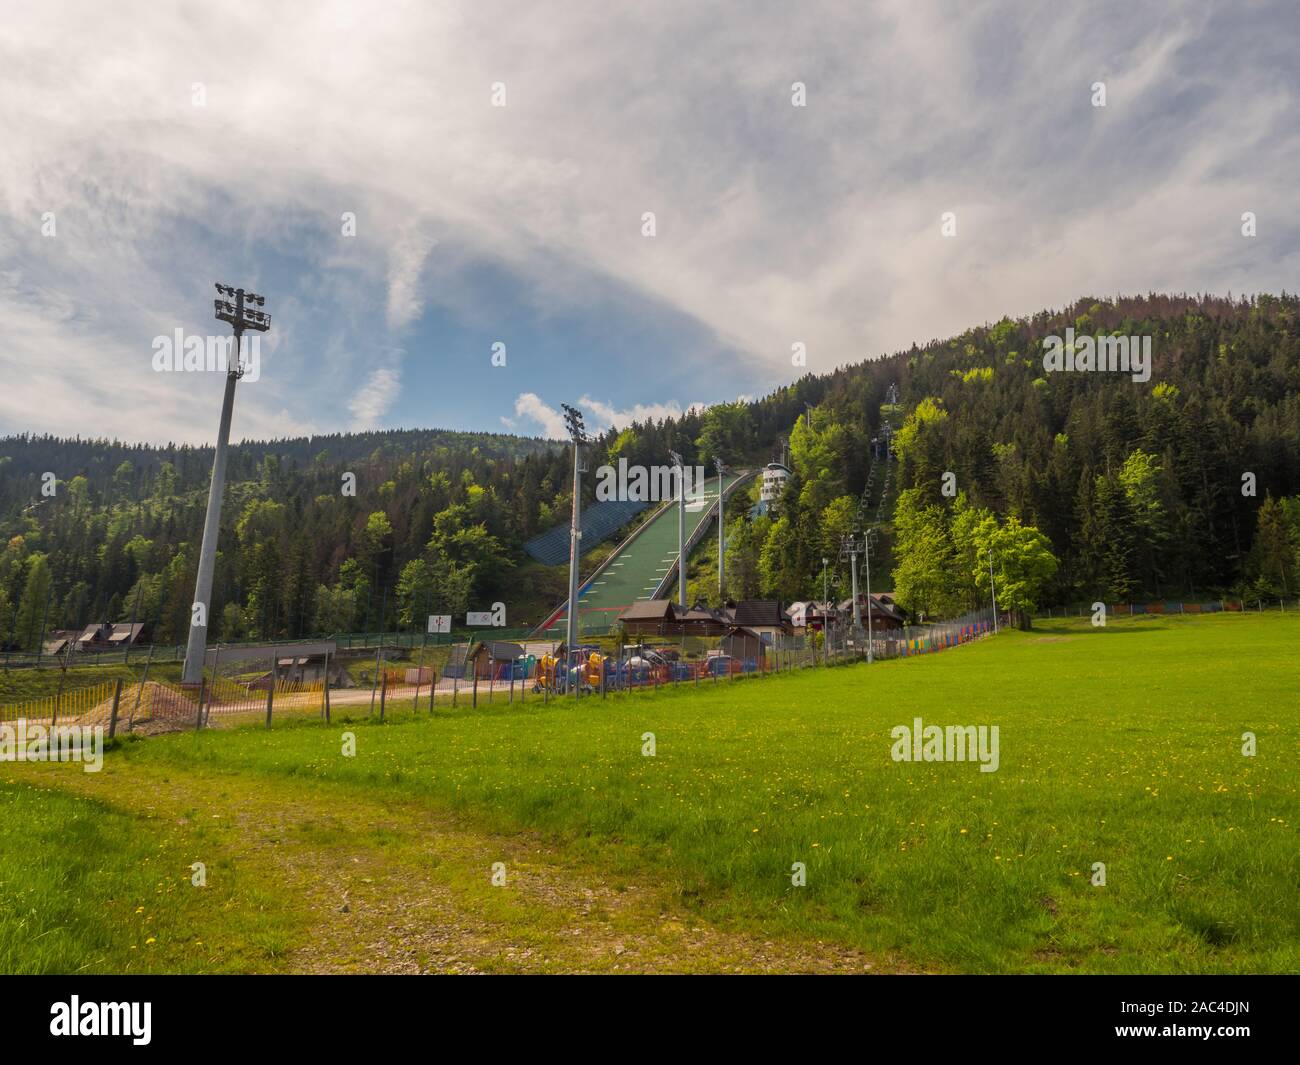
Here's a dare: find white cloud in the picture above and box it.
[349,365,402,428]
[509,392,703,439]
[576,395,702,430]
[510,393,568,439]
[0,0,1296,441]
[385,230,439,331]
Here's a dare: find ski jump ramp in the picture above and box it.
[535,469,754,637]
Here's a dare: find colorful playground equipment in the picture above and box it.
[531,648,612,694]
[533,652,560,692]
[581,651,606,689]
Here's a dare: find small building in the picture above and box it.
[787,601,836,633]
[76,622,146,652]
[677,602,731,636]
[618,599,677,637]
[760,462,792,508]
[617,600,730,638]
[249,654,355,690]
[42,630,81,658]
[720,625,767,663]
[727,599,793,641]
[465,640,526,679]
[837,593,908,631]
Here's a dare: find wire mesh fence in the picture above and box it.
[1035,598,1300,619]
[0,608,1005,733]
[423,606,1004,705]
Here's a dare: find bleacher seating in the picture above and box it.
[523,498,648,565]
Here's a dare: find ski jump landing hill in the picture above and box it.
[535,469,754,638]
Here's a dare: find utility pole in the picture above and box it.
[715,457,726,602]
[669,450,687,611]
[182,284,271,686]
[821,556,829,665]
[863,530,874,664]
[561,404,588,695]
[989,545,999,634]
[850,552,860,629]
[841,533,863,637]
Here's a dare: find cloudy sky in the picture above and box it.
[1,1,1296,445]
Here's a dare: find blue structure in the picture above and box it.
[523,498,647,565]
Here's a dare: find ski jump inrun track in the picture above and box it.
[535,470,754,638]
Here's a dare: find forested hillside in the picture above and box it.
[719,291,1300,619]
[2,292,1297,648]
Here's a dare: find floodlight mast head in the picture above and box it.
[560,403,588,444]
[213,283,271,378]
[213,284,272,333]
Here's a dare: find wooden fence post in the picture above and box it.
[380,674,387,721]
[265,683,274,728]
[108,679,123,739]
[321,648,331,720]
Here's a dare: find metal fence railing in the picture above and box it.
[0,629,521,672]
[0,678,119,728]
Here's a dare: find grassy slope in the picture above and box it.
[3,613,1297,973]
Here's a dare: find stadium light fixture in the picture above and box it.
[182,283,272,687]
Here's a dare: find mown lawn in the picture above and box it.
[0,781,299,973]
[3,613,1297,973]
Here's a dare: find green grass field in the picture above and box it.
[2,613,1296,973]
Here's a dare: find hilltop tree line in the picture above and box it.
[2,293,1298,649]
[716,293,1299,619]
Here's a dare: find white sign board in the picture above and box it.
[427,614,451,634]
[467,602,507,627]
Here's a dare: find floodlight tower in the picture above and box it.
[561,404,588,681]
[182,285,271,686]
[669,450,686,611]
[714,457,726,602]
